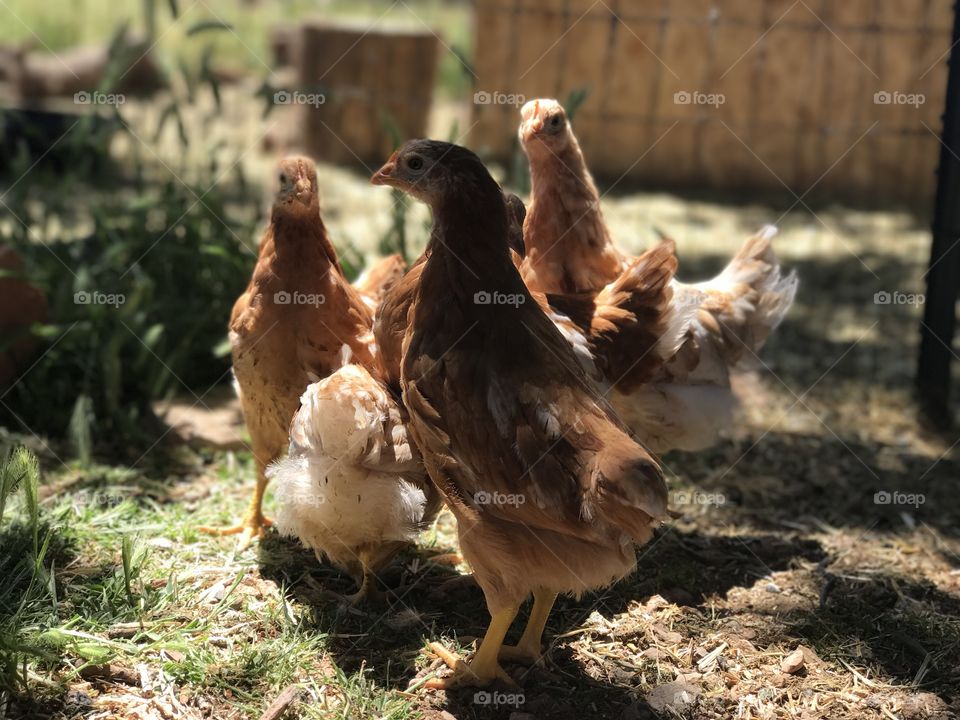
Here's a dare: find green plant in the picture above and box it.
[0,447,53,695]
[1,11,259,454]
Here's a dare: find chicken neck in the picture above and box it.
[524,141,624,294]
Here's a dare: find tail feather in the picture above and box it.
[550,238,689,392]
[677,225,796,371]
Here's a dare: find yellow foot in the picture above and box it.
[343,580,384,606]
[425,552,464,566]
[424,642,515,689]
[198,514,273,550]
[498,643,542,665]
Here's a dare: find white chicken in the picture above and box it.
[270,362,440,603]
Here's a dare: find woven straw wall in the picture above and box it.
[470,0,953,207]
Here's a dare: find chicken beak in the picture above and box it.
[520,116,545,143]
[370,154,399,186]
[294,176,312,202]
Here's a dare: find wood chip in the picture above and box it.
[78,663,140,686]
[259,685,301,720]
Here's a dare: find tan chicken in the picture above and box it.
[199,156,394,548]
[371,139,669,688]
[519,98,797,451]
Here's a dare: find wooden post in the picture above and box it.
[296,21,439,166]
[918,3,960,426]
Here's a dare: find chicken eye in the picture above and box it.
[279,173,288,185]
[549,114,563,129]
[406,156,424,172]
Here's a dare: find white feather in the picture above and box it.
[270,364,428,573]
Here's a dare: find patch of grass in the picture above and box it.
[1,25,260,453]
[0,438,427,719]
[0,447,60,696]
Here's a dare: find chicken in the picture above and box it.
[519,98,797,451]
[269,362,441,602]
[199,156,376,548]
[353,252,408,310]
[370,139,669,688]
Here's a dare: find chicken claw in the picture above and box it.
[343,569,385,606]
[425,642,515,689]
[198,511,273,550]
[422,606,520,689]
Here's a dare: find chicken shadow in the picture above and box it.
[669,428,960,542]
[256,527,826,719]
[676,250,932,385]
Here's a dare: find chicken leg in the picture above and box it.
[198,453,274,550]
[498,588,557,664]
[343,547,386,605]
[425,606,519,688]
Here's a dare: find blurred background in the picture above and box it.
[2,2,960,719]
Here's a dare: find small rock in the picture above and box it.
[780,647,806,674]
[65,688,92,708]
[161,649,184,663]
[646,680,700,712]
[902,692,951,719]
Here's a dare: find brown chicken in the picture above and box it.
[519,98,797,451]
[200,156,381,548]
[371,140,669,688]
